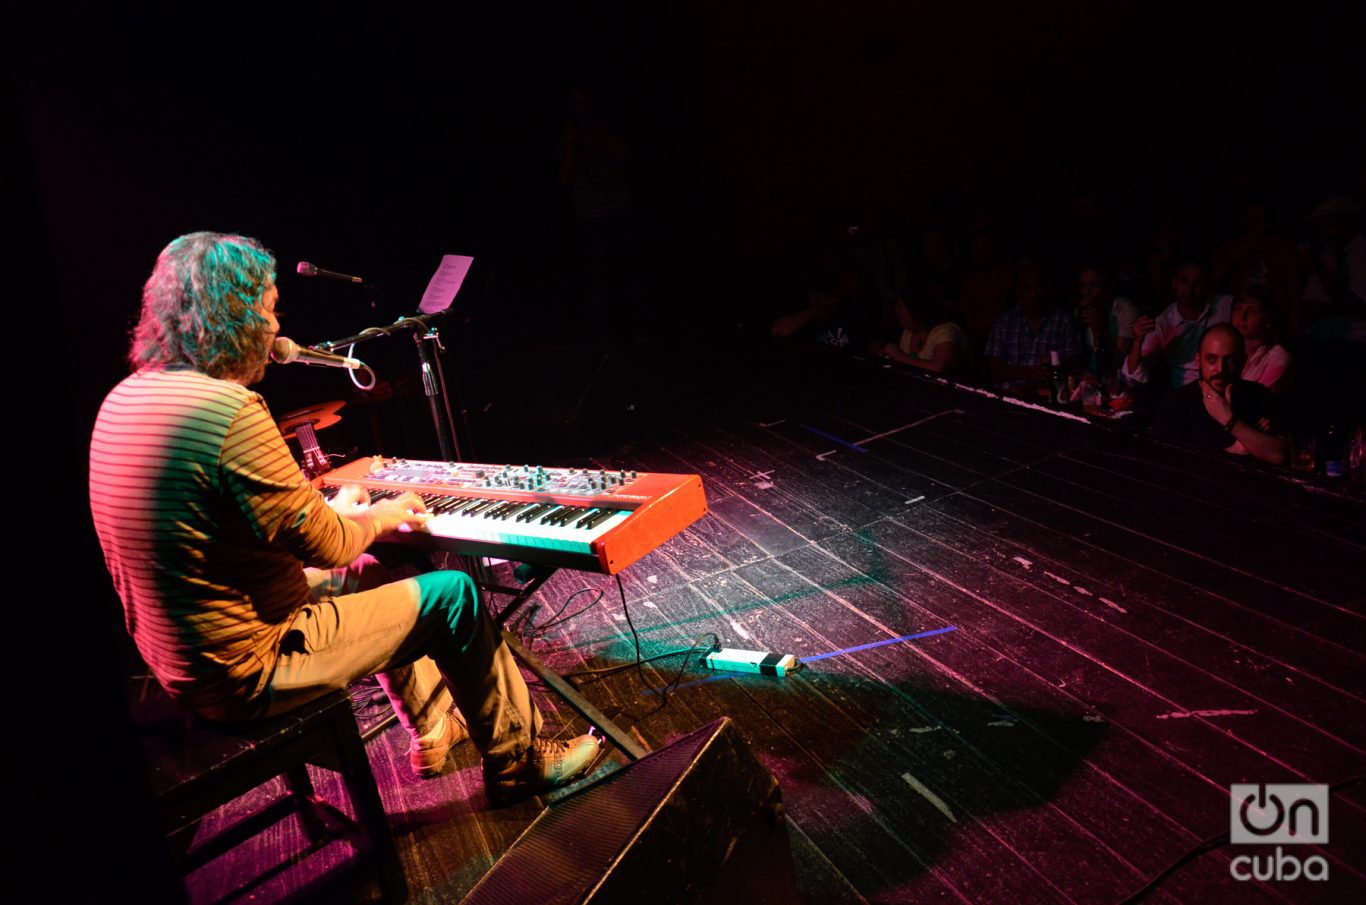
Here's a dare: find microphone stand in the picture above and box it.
[318,306,486,575]
[316,310,472,462]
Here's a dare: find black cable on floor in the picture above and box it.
[617,573,656,696]
[518,574,719,725]
[523,586,605,641]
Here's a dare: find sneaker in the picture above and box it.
[409,712,469,779]
[483,733,603,806]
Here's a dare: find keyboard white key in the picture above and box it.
[421,504,633,556]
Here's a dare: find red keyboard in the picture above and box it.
[322,457,708,574]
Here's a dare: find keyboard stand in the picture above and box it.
[360,562,648,761]
[485,566,648,761]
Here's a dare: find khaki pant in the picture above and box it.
[266,558,540,764]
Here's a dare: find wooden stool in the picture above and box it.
[132,686,406,903]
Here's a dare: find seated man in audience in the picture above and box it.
[984,257,1082,389]
[1231,285,1292,395]
[771,266,879,352]
[1151,324,1288,464]
[1124,258,1232,387]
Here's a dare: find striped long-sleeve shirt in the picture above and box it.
[89,367,376,719]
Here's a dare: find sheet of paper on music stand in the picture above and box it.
[419,254,474,314]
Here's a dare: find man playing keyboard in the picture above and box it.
[90,231,599,805]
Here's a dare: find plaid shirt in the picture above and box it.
[984,306,1082,368]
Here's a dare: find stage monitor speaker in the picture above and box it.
[462,717,799,905]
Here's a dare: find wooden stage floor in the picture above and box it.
[184,350,1365,904]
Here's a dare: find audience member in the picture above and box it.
[1300,194,1366,340]
[1053,189,1117,280]
[984,258,1082,387]
[955,232,1013,343]
[874,296,972,376]
[1145,214,1186,313]
[1151,324,1288,464]
[842,218,899,313]
[1231,286,1292,395]
[1124,259,1232,387]
[766,166,1358,478]
[556,84,650,337]
[1211,200,1303,334]
[913,229,958,301]
[771,265,879,351]
[1074,264,1139,380]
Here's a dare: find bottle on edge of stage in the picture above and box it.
[1047,349,1067,405]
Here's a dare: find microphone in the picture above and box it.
[296,261,365,284]
[271,337,363,370]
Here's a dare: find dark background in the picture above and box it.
[8,2,1363,901]
[18,3,1366,421]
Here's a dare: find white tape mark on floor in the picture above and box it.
[901,772,957,823]
[1099,597,1128,614]
[1156,709,1257,720]
[852,409,966,446]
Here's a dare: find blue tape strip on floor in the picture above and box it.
[799,424,869,453]
[801,625,958,662]
[640,625,957,696]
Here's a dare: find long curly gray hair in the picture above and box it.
[130,232,276,381]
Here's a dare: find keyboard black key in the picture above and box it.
[583,508,619,530]
[517,503,553,523]
[495,502,535,521]
[544,506,584,527]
